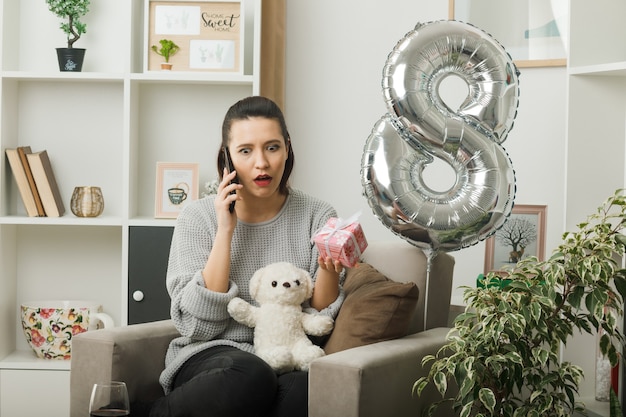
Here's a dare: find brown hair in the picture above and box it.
[217,96,294,195]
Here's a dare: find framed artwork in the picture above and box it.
[155,162,199,218]
[448,0,568,68]
[145,0,243,73]
[484,204,547,274]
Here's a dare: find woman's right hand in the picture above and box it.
[216,168,241,230]
[202,168,242,292]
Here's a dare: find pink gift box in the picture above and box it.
[313,216,368,267]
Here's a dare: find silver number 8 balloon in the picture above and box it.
[362,20,520,253]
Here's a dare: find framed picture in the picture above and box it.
[145,0,243,73]
[448,0,568,68]
[484,204,547,273]
[155,162,199,218]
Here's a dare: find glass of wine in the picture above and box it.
[89,381,130,417]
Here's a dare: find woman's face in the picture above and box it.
[227,117,288,201]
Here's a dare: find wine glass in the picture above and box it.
[89,381,130,417]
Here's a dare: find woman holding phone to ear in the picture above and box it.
[145,96,345,417]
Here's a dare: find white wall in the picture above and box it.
[284,0,568,304]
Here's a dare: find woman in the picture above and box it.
[149,96,345,417]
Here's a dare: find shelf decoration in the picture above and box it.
[151,39,181,70]
[155,162,199,218]
[6,147,45,217]
[46,0,90,71]
[6,146,67,218]
[145,0,243,73]
[26,150,66,217]
[21,300,114,360]
[70,186,105,217]
[449,0,568,68]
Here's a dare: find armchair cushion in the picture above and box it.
[324,263,419,354]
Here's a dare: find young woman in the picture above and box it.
[148,96,345,417]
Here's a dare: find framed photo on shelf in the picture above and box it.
[448,0,568,68]
[155,162,199,218]
[145,0,243,73]
[484,204,547,274]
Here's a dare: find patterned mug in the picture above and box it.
[21,300,114,360]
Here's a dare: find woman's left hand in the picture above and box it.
[311,255,343,311]
[318,256,343,274]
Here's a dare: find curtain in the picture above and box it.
[260,0,286,110]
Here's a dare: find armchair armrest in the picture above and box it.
[309,327,455,417]
[69,320,179,417]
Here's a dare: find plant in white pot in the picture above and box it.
[45,0,90,72]
[415,189,626,417]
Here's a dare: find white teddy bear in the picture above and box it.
[227,262,334,373]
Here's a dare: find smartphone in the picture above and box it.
[223,147,238,213]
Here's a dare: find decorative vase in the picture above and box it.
[56,48,86,72]
[71,186,104,217]
[595,307,613,402]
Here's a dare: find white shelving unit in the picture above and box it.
[0,0,261,415]
[564,1,626,415]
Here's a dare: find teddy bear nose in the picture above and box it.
[282,282,291,288]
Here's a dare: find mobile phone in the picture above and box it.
[223,147,238,213]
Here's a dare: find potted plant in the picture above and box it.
[46,0,90,72]
[151,39,180,70]
[415,189,626,417]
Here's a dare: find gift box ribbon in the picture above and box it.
[312,211,363,260]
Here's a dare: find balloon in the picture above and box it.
[361,20,519,252]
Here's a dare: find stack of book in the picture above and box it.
[5,146,65,217]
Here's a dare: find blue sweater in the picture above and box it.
[159,189,345,393]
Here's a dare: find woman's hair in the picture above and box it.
[217,96,294,195]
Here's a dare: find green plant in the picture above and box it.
[46,0,90,48]
[151,39,180,63]
[415,189,626,417]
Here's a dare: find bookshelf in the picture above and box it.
[564,1,626,415]
[0,0,261,415]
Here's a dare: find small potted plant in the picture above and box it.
[46,0,90,72]
[151,39,180,71]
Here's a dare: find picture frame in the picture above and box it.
[448,0,568,68]
[484,204,547,274]
[145,0,243,73]
[155,162,199,218]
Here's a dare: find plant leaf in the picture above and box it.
[413,377,428,397]
[433,371,448,395]
[613,272,626,302]
[478,388,495,414]
[460,402,473,417]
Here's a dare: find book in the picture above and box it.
[17,146,46,217]
[5,148,41,217]
[26,150,65,217]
